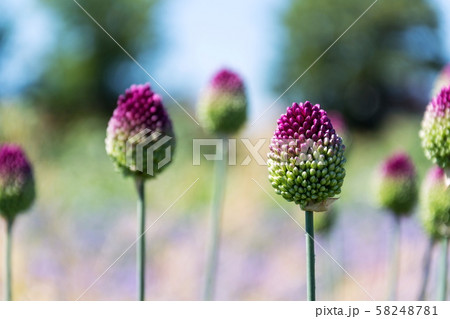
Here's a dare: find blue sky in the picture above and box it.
[1,0,450,121]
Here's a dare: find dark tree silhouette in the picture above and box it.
[33,0,160,118]
[275,0,444,128]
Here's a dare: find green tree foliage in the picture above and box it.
[33,0,160,118]
[276,0,444,128]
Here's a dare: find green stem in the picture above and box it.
[417,238,435,301]
[388,216,401,301]
[4,218,13,301]
[305,210,316,301]
[203,137,228,301]
[439,237,449,301]
[135,177,146,301]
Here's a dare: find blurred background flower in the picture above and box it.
[376,152,417,216]
[197,69,247,135]
[421,166,450,240]
[1,0,450,300]
[420,86,450,173]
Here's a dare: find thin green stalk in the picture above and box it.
[417,238,435,301]
[135,177,146,301]
[439,237,449,301]
[305,210,316,301]
[388,216,401,301]
[4,218,13,301]
[203,138,228,301]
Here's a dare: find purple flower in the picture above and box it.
[381,152,416,179]
[376,152,417,216]
[426,166,445,185]
[267,101,346,211]
[197,69,247,134]
[0,144,35,219]
[105,83,175,178]
[420,86,450,171]
[210,69,245,93]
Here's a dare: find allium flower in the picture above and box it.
[267,101,346,211]
[420,86,450,171]
[105,83,175,178]
[376,152,417,216]
[420,166,450,239]
[0,144,35,221]
[198,69,247,135]
[431,65,450,98]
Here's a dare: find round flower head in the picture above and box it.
[420,86,450,171]
[267,101,346,212]
[105,83,175,179]
[0,144,35,221]
[420,166,450,239]
[198,69,247,135]
[376,152,417,216]
[431,65,450,98]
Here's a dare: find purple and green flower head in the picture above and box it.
[376,152,417,216]
[0,144,35,221]
[420,86,450,174]
[420,166,450,239]
[198,69,247,135]
[105,83,175,179]
[267,101,346,211]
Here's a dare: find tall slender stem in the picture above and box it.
[388,216,401,301]
[305,210,316,301]
[203,137,228,300]
[135,177,146,301]
[4,218,13,301]
[439,237,449,301]
[417,238,435,301]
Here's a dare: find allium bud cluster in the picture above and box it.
[268,102,346,211]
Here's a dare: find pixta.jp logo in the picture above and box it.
[126,129,173,176]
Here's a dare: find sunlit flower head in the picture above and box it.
[268,101,346,211]
[105,83,175,179]
[420,86,450,170]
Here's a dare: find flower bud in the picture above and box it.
[420,166,450,239]
[105,83,175,179]
[268,101,346,211]
[0,144,35,221]
[376,152,417,216]
[420,86,450,171]
[197,69,247,135]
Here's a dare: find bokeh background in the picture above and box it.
[0,0,449,300]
